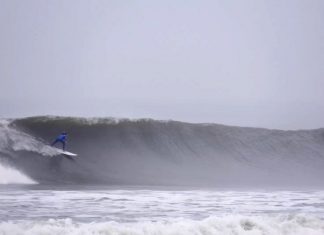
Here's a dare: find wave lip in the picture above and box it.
[0,214,323,235]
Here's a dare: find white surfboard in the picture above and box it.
[56,149,78,157]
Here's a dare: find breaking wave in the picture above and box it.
[1,116,324,186]
[0,163,36,184]
[0,119,58,157]
[0,214,323,235]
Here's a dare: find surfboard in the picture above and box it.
[62,151,78,157]
[56,149,78,157]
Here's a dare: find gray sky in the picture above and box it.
[0,0,323,129]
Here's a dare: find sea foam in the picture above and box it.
[0,163,36,184]
[0,215,323,235]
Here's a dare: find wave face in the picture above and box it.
[1,215,323,235]
[1,116,324,186]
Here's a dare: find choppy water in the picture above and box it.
[1,186,324,235]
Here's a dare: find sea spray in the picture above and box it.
[0,163,36,184]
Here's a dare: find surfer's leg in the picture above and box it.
[62,141,66,151]
[51,139,59,146]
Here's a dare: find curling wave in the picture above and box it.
[1,116,324,186]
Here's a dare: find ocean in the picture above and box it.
[1,186,324,235]
[1,116,324,234]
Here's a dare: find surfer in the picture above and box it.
[51,132,67,151]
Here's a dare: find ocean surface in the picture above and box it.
[1,186,324,235]
[1,116,324,234]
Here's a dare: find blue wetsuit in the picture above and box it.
[52,133,67,151]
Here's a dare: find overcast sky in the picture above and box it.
[0,0,323,129]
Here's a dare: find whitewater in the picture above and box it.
[1,187,324,235]
[1,116,324,235]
